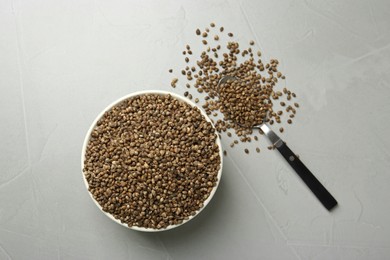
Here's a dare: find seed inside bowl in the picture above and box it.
[83,94,221,230]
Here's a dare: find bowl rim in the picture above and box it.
[81,90,223,232]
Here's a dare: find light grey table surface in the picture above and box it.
[1,0,390,259]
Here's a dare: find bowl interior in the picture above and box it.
[81,90,223,232]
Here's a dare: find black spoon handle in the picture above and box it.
[259,123,337,211]
[276,142,338,211]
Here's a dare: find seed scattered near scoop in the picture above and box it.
[169,23,300,154]
[83,94,221,229]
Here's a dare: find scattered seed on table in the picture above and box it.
[289,114,295,118]
[205,28,210,32]
[254,136,258,141]
[287,119,292,124]
[294,103,299,108]
[171,78,178,88]
[234,140,239,144]
[230,143,234,148]
[280,102,286,106]
[184,91,189,97]
[220,27,224,32]
[182,51,186,55]
[169,69,173,73]
[188,50,193,55]
[228,32,233,37]
[196,29,201,35]
[202,40,207,45]
[202,32,208,37]
[186,83,190,88]
[181,70,186,75]
[185,57,189,63]
[256,147,260,153]
[210,22,215,27]
[214,35,219,41]
[279,127,284,133]
[227,132,232,137]
[186,44,190,50]
[195,98,199,103]
[244,148,249,154]
[292,93,296,98]
[224,150,227,156]
[249,40,254,45]
[257,51,261,57]
[268,146,273,150]
[277,72,282,78]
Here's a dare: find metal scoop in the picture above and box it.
[218,76,338,211]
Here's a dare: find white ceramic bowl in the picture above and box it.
[81,90,223,232]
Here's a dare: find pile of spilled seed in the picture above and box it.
[83,94,221,229]
[170,23,299,154]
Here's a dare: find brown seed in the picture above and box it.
[227,132,232,137]
[249,40,254,45]
[228,32,233,37]
[202,40,207,45]
[287,119,292,124]
[280,102,285,107]
[279,127,284,133]
[83,94,220,230]
[169,69,173,73]
[196,29,201,35]
[292,93,296,98]
[205,28,210,32]
[195,98,199,103]
[244,148,249,154]
[210,22,215,27]
[256,147,260,153]
[220,27,224,32]
[202,32,208,37]
[254,136,258,141]
[214,35,219,41]
[223,150,227,156]
[294,103,299,108]
[171,78,178,88]
[186,44,190,50]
